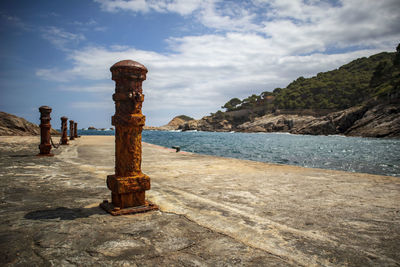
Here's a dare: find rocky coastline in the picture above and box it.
[154,99,400,138]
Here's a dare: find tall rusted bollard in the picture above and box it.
[69,120,75,140]
[74,122,78,138]
[37,106,53,156]
[101,60,157,215]
[61,117,68,145]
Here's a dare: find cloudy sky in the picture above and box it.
[0,0,399,127]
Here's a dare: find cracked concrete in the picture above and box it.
[0,136,399,266]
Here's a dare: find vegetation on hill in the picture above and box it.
[221,44,399,113]
[369,44,400,99]
[175,115,194,121]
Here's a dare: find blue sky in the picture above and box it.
[0,0,399,128]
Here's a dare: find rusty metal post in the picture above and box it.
[74,122,78,138]
[69,120,75,140]
[61,116,68,145]
[101,60,157,215]
[37,106,53,156]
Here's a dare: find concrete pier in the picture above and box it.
[0,136,399,266]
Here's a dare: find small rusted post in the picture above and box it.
[61,116,68,145]
[74,122,78,138]
[69,120,75,140]
[101,60,157,215]
[37,106,53,156]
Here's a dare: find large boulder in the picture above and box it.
[180,120,199,131]
[345,102,400,138]
[291,101,400,138]
[237,114,315,133]
[290,105,368,136]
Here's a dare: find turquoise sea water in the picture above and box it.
[77,129,400,177]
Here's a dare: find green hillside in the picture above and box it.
[176,115,195,121]
[222,44,399,113]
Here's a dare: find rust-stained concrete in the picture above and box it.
[0,135,399,266]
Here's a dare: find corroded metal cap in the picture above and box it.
[39,106,52,120]
[61,116,68,121]
[110,60,147,72]
[39,106,52,113]
[110,60,147,81]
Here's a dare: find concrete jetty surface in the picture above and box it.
[0,136,399,266]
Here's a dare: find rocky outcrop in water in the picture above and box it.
[179,116,233,132]
[0,111,60,136]
[145,115,194,131]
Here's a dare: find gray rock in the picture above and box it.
[237,114,315,133]
[346,102,400,138]
[292,101,400,137]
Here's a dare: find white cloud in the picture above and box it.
[41,26,86,50]
[36,67,72,82]
[70,19,108,32]
[197,1,260,32]
[70,101,112,109]
[164,0,204,15]
[71,19,97,26]
[94,26,108,32]
[259,0,400,51]
[94,0,203,15]
[58,84,113,93]
[95,0,149,13]
[0,12,31,31]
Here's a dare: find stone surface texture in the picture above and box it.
[0,136,399,266]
